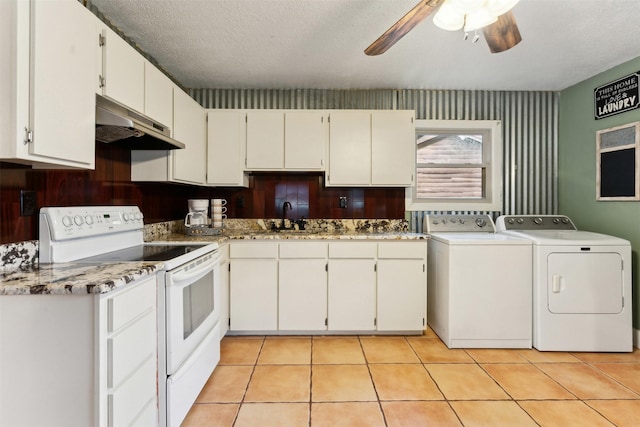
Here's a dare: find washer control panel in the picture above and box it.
[495,215,576,231]
[424,214,496,233]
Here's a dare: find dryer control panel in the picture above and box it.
[496,215,577,231]
[424,214,496,233]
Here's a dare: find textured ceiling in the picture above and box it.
[89,0,640,91]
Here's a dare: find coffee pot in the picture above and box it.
[185,199,208,228]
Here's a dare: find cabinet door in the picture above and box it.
[219,258,230,338]
[246,110,284,169]
[377,259,425,331]
[327,259,376,330]
[173,88,206,184]
[285,111,326,169]
[229,259,278,331]
[30,0,96,166]
[101,26,145,114]
[144,61,173,129]
[279,259,327,330]
[328,111,371,185]
[371,110,415,186]
[207,110,247,186]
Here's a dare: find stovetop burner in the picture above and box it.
[77,244,208,263]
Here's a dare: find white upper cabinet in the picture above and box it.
[285,111,326,169]
[0,0,96,169]
[207,110,248,187]
[131,88,207,185]
[327,110,415,187]
[327,110,372,186]
[99,25,145,114]
[371,110,415,186]
[172,88,207,185]
[144,60,173,130]
[246,110,285,169]
[245,110,327,171]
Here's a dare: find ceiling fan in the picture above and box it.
[364,0,522,56]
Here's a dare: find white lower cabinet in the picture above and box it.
[219,243,230,338]
[0,275,158,427]
[376,242,427,331]
[327,258,377,331]
[227,240,426,334]
[279,242,328,331]
[229,242,279,331]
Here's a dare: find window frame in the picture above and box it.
[405,119,503,211]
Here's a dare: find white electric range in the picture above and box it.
[39,206,221,426]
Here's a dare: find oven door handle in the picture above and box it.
[168,251,221,289]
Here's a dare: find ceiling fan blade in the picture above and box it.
[482,10,522,53]
[365,0,445,56]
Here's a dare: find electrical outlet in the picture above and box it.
[20,190,37,216]
[339,196,347,209]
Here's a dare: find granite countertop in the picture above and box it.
[0,218,427,296]
[0,261,161,295]
[158,230,428,243]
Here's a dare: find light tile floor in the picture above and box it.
[182,329,640,426]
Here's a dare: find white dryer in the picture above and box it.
[425,215,533,348]
[496,215,632,352]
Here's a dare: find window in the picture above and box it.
[405,120,503,211]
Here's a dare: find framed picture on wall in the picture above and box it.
[596,121,640,201]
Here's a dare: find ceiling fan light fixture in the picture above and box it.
[434,0,518,32]
[433,2,465,31]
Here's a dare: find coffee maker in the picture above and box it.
[185,199,208,228]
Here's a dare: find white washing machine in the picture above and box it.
[425,214,533,348]
[496,215,633,352]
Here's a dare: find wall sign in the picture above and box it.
[594,72,640,120]
[596,122,640,201]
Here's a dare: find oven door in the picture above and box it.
[166,249,221,374]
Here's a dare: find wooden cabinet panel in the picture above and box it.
[172,88,207,184]
[371,110,415,186]
[285,111,326,169]
[144,61,173,129]
[246,110,285,169]
[207,110,247,186]
[327,111,371,186]
[101,26,145,114]
[229,259,278,331]
[327,259,376,331]
[279,259,327,330]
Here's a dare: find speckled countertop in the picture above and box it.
[0,262,161,295]
[0,218,427,296]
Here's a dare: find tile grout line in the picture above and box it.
[231,335,266,427]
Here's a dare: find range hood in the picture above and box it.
[95,96,185,150]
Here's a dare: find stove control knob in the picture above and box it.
[73,215,84,226]
[507,218,515,224]
[475,218,487,228]
[552,218,560,224]
[135,212,142,220]
[84,215,94,225]
[62,215,73,227]
[432,219,439,225]
[533,217,543,225]
[123,213,130,222]
[516,218,524,224]
[441,218,447,224]
[561,218,569,224]
[459,219,465,224]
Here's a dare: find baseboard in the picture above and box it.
[635,328,640,349]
